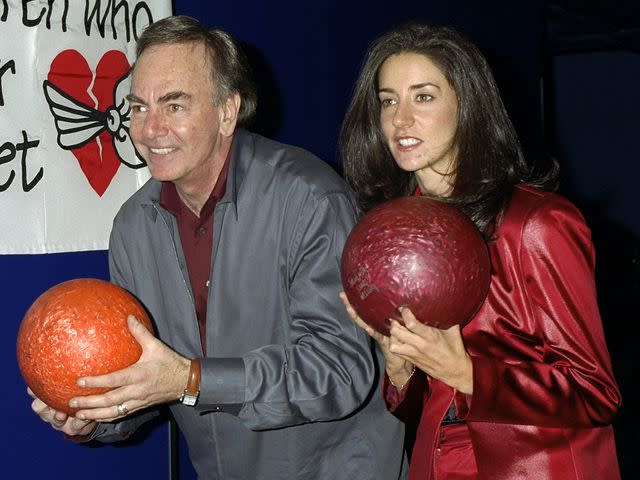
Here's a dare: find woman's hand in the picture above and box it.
[388,307,473,394]
[339,293,415,389]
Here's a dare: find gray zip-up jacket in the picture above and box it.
[96,130,407,480]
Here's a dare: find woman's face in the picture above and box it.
[378,52,458,196]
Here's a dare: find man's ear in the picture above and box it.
[219,92,241,137]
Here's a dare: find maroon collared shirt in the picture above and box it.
[159,157,230,355]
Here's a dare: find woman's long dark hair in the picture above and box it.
[339,23,557,233]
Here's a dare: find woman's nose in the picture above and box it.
[392,101,414,128]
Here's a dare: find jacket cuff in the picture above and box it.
[197,357,245,414]
[63,423,100,443]
[462,355,500,420]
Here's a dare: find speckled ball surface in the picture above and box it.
[16,278,153,415]
[341,196,491,335]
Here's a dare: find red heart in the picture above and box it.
[48,50,130,196]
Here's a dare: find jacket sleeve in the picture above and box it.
[464,195,621,428]
[198,192,378,430]
[383,370,427,425]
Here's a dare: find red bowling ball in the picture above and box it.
[341,196,490,335]
[16,278,154,415]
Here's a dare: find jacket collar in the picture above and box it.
[221,128,255,220]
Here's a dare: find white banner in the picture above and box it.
[0,0,172,254]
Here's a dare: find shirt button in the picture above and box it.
[197,226,207,236]
[205,280,210,287]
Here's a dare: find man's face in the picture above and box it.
[128,41,228,193]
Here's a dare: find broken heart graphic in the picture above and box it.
[46,50,131,196]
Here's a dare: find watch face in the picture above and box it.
[181,394,198,406]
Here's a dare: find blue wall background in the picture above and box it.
[1,252,170,478]
[7,1,635,478]
[550,50,639,478]
[173,1,544,169]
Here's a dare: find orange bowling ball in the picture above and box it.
[16,278,153,415]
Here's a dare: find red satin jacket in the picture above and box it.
[385,184,622,479]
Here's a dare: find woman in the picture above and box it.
[339,23,621,479]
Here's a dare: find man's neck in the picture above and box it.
[175,135,233,217]
[177,191,205,217]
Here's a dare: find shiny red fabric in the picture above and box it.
[384,185,622,479]
[433,423,478,480]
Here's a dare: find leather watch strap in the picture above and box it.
[180,358,201,406]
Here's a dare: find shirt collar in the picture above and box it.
[159,146,232,220]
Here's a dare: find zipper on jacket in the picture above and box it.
[152,203,204,356]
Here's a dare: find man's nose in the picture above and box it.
[141,110,168,138]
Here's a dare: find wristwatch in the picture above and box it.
[180,358,201,406]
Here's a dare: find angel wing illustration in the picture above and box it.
[42,71,146,169]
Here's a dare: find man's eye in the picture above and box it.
[169,104,183,112]
[131,105,147,113]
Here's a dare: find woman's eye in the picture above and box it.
[380,98,396,108]
[416,93,433,102]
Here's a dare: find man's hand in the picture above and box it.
[28,387,97,437]
[68,315,191,421]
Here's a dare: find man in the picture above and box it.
[30,15,407,480]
